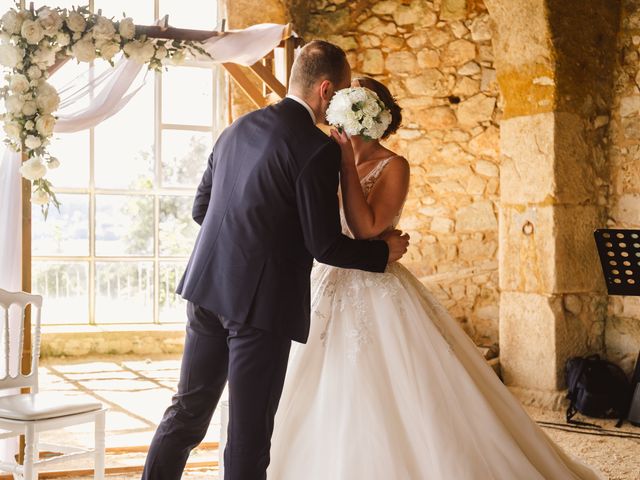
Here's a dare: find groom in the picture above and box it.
[142,40,409,480]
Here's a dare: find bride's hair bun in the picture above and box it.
[354,77,402,139]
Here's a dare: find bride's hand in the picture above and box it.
[330,128,355,169]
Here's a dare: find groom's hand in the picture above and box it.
[380,229,410,263]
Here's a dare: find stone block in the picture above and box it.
[361,49,384,74]
[415,105,457,130]
[456,93,496,126]
[455,201,497,232]
[458,61,481,76]
[453,77,480,97]
[474,159,499,177]
[385,51,416,73]
[417,49,440,68]
[405,69,452,97]
[611,194,640,224]
[500,112,594,204]
[442,39,476,66]
[470,14,492,42]
[441,0,467,20]
[499,204,604,294]
[605,315,640,374]
[468,124,499,157]
[371,0,397,15]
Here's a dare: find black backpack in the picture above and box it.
[565,354,632,428]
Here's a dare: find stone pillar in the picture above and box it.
[485,0,619,390]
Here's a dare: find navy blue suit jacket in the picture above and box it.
[176,98,389,343]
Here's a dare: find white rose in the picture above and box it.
[48,157,60,169]
[166,50,185,65]
[20,156,47,181]
[93,16,115,40]
[123,39,155,64]
[348,87,367,104]
[22,100,37,116]
[35,82,60,114]
[5,94,24,114]
[362,115,375,130]
[118,18,135,40]
[27,65,42,80]
[25,120,34,130]
[20,19,44,45]
[38,8,63,36]
[155,45,167,60]
[0,32,10,44]
[0,43,23,67]
[378,110,392,130]
[1,10,24,35]
[32,46,57,68]
[362,98,381,117]
[99,41,120,61]
[25,134,42,149]
[35,114,55,136]
[72,36,96,62]
[66,11,86,33]
[31,188,50,205]
[10,74,30,93]
[343,115,361,136]
[56,31,70,47]
[3,121,22,140]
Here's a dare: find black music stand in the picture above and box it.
[594,229,640,296]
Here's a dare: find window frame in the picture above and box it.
[31,0,226,325]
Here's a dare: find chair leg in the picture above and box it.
[94,411,105,480]
[23,425,35,480]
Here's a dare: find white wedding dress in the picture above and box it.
[267,158,604,480]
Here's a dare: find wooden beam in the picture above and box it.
[249,60,286,99]
[222,63,266,109]
[284,35,296,90]
[136,25,222,42]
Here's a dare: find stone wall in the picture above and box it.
[607,0,640,373]
[290,0,502,343]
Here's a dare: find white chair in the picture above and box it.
[0,289,106,480]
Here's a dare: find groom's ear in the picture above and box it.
[319,79,333,101]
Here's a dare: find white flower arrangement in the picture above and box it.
[0,3,212,216]
[326,86,392,141]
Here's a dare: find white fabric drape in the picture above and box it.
[0,22,292,461]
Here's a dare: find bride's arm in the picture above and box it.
[331,129,410,240]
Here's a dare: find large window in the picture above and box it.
[26,0,224,325]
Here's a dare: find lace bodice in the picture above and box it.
[340,156,404,239]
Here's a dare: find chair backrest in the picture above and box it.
[0,289,42,393]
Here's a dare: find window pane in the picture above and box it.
[94,0,155,24]
[33,262,88,325]
[159,196,199,256]
[159,0,217,30]
[95,262,153,323]
[95,80,154,189]
[96,195,154,256]
[161,130,211,188]
[33,194,89,256]
[162,67,213,126]
[159,261,187,323]
[46,132,90,188]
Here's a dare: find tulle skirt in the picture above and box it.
[267,262,604,479]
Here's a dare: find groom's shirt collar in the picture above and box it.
[286,94,317,124]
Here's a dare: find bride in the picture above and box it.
[267,77,605,479]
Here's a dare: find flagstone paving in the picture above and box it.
[32,355,640,479]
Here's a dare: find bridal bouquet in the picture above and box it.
[326,87,392,140]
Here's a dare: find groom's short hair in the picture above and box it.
[289,40,348,93]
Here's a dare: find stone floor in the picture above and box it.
[11,355,638,479]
